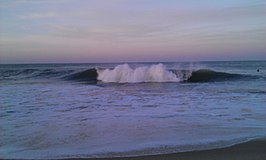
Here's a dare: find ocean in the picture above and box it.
[0,61,265,159]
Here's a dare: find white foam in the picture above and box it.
[97,64,181,83]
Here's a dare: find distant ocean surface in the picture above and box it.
[0,61,266,159]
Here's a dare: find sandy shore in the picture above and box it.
[70,138,266,160]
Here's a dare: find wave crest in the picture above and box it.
[4,64,257,83]
[97,64,184,83]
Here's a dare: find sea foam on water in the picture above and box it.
[97,63,181,83]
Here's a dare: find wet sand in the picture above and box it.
[71,138,266,160]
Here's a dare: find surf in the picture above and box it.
[1,63,259,83]
[65,63,259,83]
[97,63,186,83]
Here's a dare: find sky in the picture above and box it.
[0,0,266,63]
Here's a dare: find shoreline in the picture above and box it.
[68,137,266,160]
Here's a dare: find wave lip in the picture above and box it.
[97,64,182,83]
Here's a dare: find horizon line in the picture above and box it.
[1,59,265,65]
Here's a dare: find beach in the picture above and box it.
[81,138,266,160]
[1,0,266,159]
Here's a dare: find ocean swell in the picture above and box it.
[66,64,258,83]
[1,63,258,83]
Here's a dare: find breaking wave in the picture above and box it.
[97,64,188,83]
[1,63,259,83]
[68,64,256,83]
[100,64,255,83]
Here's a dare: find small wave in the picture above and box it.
[0,69,39,77]
[248,90,266,94]
[0,68,74,80]
[33,69,73,78]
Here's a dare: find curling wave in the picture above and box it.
[2,64,258,83]
[186,69,244,82]
[66,64,258,83]
[67,68,98,82]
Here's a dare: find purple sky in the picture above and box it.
[0,0,266,63]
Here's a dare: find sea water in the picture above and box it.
[0,61,265,158]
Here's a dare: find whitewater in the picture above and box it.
[0,61,266,159]
[97,63,184,83]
